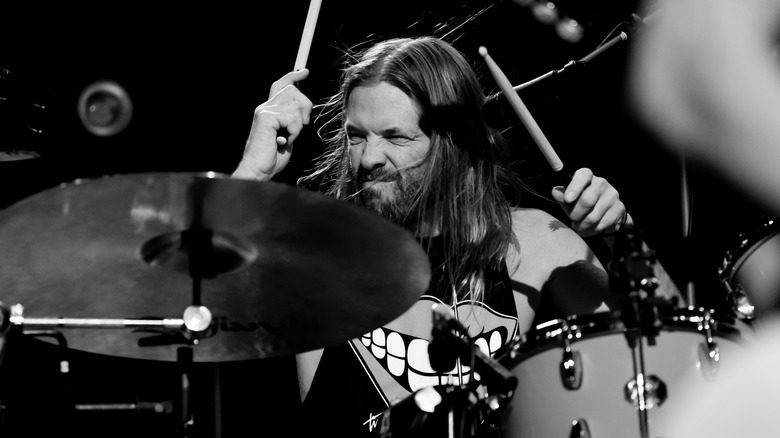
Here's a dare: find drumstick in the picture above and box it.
[277,0,322,146]
[478,46,565,173]
[294,0,322,71]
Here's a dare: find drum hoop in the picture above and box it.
[501,307,744,366]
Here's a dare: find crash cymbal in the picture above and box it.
[0,172,431,362]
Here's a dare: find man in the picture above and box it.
[234,37,633,436]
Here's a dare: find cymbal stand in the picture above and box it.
[175,226,218,438]
[174,174,224,436]
[610,225,668,438]
[177,346,194,438]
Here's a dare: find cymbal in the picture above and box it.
[0,172,431,362]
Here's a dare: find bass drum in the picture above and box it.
[719,215,780,318]
[498,307,753,438]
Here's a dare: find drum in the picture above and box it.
[719,216,780,318]
[498,307,752,438]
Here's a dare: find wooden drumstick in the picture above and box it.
[294,0,322,71]
[478,46,565,173]
[277,0,322,146]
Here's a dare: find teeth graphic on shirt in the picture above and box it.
[473,337,490,356]
[371,328,386,360]
[408,367,446,391]
[490,329,503,353]
[406,339,435,373]
[386,331,405,376]
[362,327,507,393]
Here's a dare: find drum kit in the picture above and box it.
[376,224,761,438]
[0,172,771,438]
[0,169,771,438]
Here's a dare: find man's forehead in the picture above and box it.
[345,83,423,131]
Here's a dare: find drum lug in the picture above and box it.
[560,347,582,390]
[697,310,721,379]
[569,418,591,438]
[623,374,667,409]
[698,342,721,378]
[558,321,583,390]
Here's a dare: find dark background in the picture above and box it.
[0,1,772,436]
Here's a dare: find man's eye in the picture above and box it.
[389,136,411,144]
[347,134,365,144]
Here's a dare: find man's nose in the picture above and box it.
[360,137,387,170]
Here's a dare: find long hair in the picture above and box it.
[299,37,521,303]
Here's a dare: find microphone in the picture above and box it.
[427,304,518,395]
[428,304,467,373]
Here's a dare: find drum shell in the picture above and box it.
[719,216,780,317]
[500,309,752,438]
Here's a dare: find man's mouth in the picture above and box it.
[356,168,399,186]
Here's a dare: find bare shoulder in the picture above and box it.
[509,207,595,265]
[508,207,614,318]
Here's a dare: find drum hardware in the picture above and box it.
[177,346,194,438]
[611,225,671,438]
[558,320,583,390]
[695,310,722,379]
[8,303,196,339]
[610,225,661,303]
[570,418,591,438]
[15,328,70,373]
[5,302,210,437]
[623,374,667,410]
[73,400,173,414]
[380,384,486,438]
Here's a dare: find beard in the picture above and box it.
[350,165,425,226]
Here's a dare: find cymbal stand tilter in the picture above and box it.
[610,225,670,438]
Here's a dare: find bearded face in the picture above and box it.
[344,82,432,225]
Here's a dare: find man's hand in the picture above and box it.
[233,69,312,181]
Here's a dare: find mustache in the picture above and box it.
[342,167,402,204]
[355,167,401,185]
